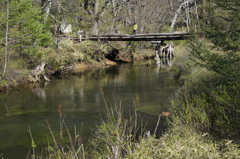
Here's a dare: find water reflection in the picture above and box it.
[3,100,10,116]
[31,83,49,101]
[0,61,179,158]
[155,57,173,82]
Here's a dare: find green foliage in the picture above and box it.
[129,126,240,159]
[26,95,240,159]
[169,0,240,138]
[189,36,240,81]
[0,0,53,83]
[170,65,240,138]
[190,0,240,80]
[87,101,145,159]
[203,0,240,52]
[3,0,52,61]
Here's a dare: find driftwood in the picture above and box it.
[29,62,50,83]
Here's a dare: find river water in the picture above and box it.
[0,60,179,158]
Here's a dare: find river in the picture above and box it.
[0,59,179,158]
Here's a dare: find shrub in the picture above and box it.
[130,126,240,159]
[87,101,146,159]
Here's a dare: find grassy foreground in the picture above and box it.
[25,106,240,159]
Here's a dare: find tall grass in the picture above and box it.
[27,92,240,159]
[86,89,147,158]
[26,89,148,159]
[129,125,240,158]
[26,111,85,159]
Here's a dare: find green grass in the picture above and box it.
[130,125,240,159]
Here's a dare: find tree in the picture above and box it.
[2,0,9,80]
[170,0,200,32]
[0,0,52,80]
[190,0,240,80]
[9,0,52,56]
[187,0,240,136]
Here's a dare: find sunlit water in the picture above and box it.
[0,60,179,158]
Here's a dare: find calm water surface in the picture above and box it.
[0,60,179,158]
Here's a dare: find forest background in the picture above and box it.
[1,0,240,158]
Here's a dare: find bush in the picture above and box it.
[170,64,240,138]
[87,100,146,159]
[130,126,240,159]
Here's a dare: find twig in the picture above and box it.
[154,115,161,136]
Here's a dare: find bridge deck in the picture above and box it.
[70,33,190,42]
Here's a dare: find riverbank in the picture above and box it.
[0,40,154,91]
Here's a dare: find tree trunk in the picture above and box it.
[194,1,200,31]
[110,0,124,33]
[92,0,100,34]
[169,0,173,10]
[2,0,9,80]
[42,0,52,24]
[185,0,190,32]
[91,0,111,34]
[92,19,99,35]
[170,0,194,32]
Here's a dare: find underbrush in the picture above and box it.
[0,59,29,87]
[87,101,146,158]
[131,125,240,159]
[26,92,240,159]
[170,59,240,137]
[44,40,111,69]
[170,42,240,139]
[171,46,191,79]
[166,42,240,157]
[25,95,147,158]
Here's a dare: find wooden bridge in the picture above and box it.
[62,32,190,64]
[70,32,190,42]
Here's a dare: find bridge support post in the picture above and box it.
[151,41,163,64]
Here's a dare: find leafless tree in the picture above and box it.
[170,0,200,32]
[2,0,9,80]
